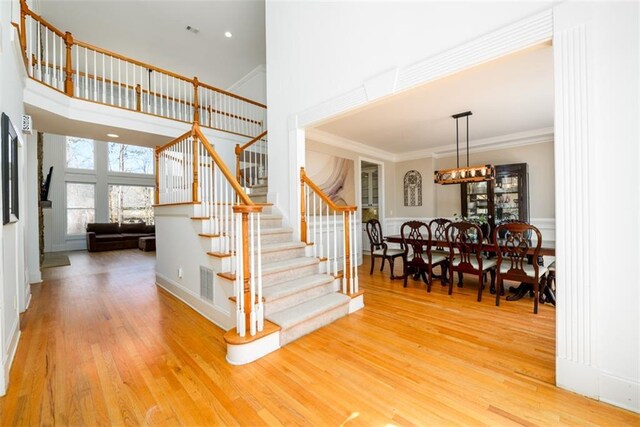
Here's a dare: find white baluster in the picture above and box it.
[249,212,256,336]
[236,213,245,337]
[256,211,263,332]
[312,193,317,257]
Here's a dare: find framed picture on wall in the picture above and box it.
[2,113,19,224]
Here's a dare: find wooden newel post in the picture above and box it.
[233,204,264,336]
[192,77,200,124]
[135,84,141,111]
[235,144,242,183]
[300,168,307,244]
[343,209,352,292]
[192,130,199,202]
[154,148,160,205]
[64,32,74,96]
[20,0,27,48]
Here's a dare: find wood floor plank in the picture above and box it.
[0,249,638,425]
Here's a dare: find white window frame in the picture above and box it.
[64,181,96,238]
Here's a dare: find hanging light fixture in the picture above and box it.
[433,111,495,185]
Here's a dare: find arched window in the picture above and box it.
[403,170,422,207]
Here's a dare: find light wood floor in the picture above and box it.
[1,250,638,425]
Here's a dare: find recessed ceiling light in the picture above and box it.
[224,31,232,38]
[107,133,119,138]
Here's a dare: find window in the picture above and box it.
[66,183,95,234]
[108,185,154,225]
[108,142,153,174]
[66,137,95,170]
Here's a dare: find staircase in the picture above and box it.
[206,203,351,348]
[155,125,363,365]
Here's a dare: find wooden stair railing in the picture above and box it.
[300,167,359,295]
[235,131,268,188]
[155,123,264,338]
[17,0,266,139]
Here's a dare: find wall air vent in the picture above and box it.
[21,114,32,134]
[200,266,214,302]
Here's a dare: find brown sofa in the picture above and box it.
[86,222,155,252]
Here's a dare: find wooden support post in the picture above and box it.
[300,167,307,244]
[233,204,264,336]
[154,148,159,205]
[135,84,141,111]
[235,144,242,184]
[343,209,352,294]
[64,32,74,96]
[20,0,27,49]
[192,77,200,124]
[192,136,199,202]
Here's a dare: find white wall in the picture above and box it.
[586,1,639,412]
[0,0,29,396]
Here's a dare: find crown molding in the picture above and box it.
[307,126,553,163]
[395,126,554,161]
[227,64,266,92]
[305,128,397,161]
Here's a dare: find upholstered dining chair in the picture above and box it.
[493,222,547,314]
[445,222,497,302]
[428,218,451,284]
[365,219,404,279]
[400,221,447,291]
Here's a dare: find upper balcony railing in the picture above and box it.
[17,0,266,139]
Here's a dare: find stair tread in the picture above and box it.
[261,241,307,253]
[255,227,293,235]
[262,257,319,275]
[266,293,350,330]
[263,274,334,300]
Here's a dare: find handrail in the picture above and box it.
[300,168,356,212]
[194,125,254,206]
[299,167,359,296]
[18,0,266,139]
[235,131,268,187]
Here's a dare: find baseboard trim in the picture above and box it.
[155,273,234,331]
[1,320,21,396]
[599,372,640,414]
[556,357,599,399]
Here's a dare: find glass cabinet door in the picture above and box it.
[465,181,490,222]
[494,174,520,223]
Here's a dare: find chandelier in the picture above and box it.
[433,111,495,185]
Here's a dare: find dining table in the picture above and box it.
[384,235,556,304]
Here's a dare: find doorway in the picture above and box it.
[360,160,382,254]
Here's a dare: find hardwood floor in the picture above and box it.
[1,250,638,425]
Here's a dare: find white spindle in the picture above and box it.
[249,212,256,336]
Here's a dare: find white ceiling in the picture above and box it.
[313,44,554,154]
[37,0,266,89]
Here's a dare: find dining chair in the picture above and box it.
[428,218,451,284]
[445,222,496,302]
[366,219,404,279]
[400,221,447,291]
[493,222,547,314]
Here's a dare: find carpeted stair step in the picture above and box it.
[266,293,350,346]
[263,273,338,316]
[260,257,320,287]
[260,241,308,263]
